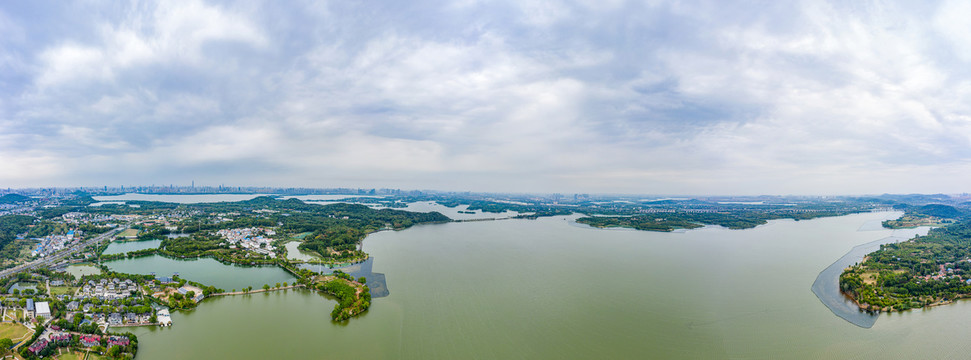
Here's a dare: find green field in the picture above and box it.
[56,349,86,360]
[291,232,313,240]
[116,229,139,238]
[2,309,23,322]
[49,286,77,296]
[0,322,30,342]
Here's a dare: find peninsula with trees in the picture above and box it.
[840,202,971,313]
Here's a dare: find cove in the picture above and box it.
[103,255,295,291]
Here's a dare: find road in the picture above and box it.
[0,227,122,279]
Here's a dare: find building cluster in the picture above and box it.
[60,277,164,328]
[61,212,114,224]
[26,299,51,319]
[0,203,33,216]
[28,330,131,356]
[28,331,71,355]
[217,227,277,257]
[80,277,138,299]
[177,286,205,303]
[65,300,154,326]
[32,230,82,258]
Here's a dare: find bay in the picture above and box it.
[123,211,971,359]
[103,255,294,291]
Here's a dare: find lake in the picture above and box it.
[399,201,521,220]
[102,240,163,255]
[284,241,318,262]
[7,282,37,294]
[103,255,295,291]
[124,211,971,359]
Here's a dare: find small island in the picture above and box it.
[575,208,864,232]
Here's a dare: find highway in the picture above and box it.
[0,227,122,279]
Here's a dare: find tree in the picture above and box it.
[263,284,270,291]
[358,277,367,284]
[107,345,121,357]
[275,282,281,288]
[0,338,12,354]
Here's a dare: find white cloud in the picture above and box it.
[3,0,971,194]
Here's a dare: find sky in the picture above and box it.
[1,0,971,195]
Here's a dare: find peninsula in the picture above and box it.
[840,204,971,312]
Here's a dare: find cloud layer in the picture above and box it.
[1,0,970,194]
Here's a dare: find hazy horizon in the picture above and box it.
[3,1,971,194]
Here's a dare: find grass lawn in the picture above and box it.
[3,309,23,322]
[85,353,109,360]
[55,349,85,360]
[49,286,77,296]
[0,322,30,341]
[116,229,139,239]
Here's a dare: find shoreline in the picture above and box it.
[811,234,912,328]
[210,284,305,296]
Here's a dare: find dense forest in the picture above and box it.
[0,194,31,204]
[882,204,966,229]
[0,215,35,259]
[576,210,854,232]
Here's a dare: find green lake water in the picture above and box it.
[103,255,295,291]
[102,240,163,255]
[123,211,971,359]
[284,241,318,262]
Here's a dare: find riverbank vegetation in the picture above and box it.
[882,204,964,229]
[840,219,971,312]
[309,271,371,321]
[576,209,859,232]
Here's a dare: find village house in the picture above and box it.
[28,339,48,354]
[50,332,71,343]
[108,336,130,347]
[80,334,101,347]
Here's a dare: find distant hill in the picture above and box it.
[913,204,964,219]
[876,193,955,205]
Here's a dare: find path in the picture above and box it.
[211,284,305,296]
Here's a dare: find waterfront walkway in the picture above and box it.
[211,284,306,296]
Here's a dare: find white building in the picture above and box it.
[35,301,51,319]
